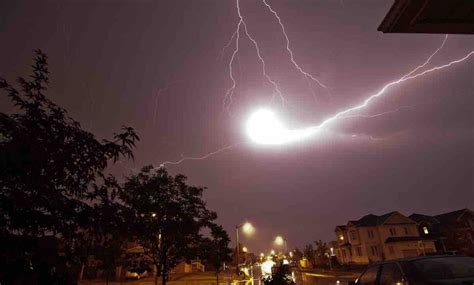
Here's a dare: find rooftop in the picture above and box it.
[378,0,474,34]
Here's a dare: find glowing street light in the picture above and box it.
[274,235,284,246]
[274,235,288,253]
[270,249,276,255]
[235,221,255,275]
[242,222,255,234]
[242,246,248,253]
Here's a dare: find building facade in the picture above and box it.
[335,212,437,265]
[410,208,474,256]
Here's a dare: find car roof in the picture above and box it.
[371,254,469,265]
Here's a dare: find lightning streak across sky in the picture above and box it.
[261,0,329,91]
[160,3,473,166]
[224,0,285,112]
[314,51,474,131]
[224,0,330,111]
[160,143,242,167]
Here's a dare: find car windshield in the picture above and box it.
[411,256,474,280]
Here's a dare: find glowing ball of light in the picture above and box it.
[246,109,286,144]
[246,108,318,145]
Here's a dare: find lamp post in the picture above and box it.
[235,222,254,275]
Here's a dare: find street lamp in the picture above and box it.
[274,235,288,254]
[236,222,254,275]
[242,246,248,253]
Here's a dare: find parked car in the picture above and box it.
[125,269,148,280]
[350,255,474,285]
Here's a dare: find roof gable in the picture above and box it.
[435,208,473,224]
[383,211,416,225]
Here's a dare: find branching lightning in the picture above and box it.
[338,34,448,121]
[160,143,242,167]
[223,0,330,111]
[261,0,329,93]
[153,80,180,125]
[224,0,285,112]
[341,104,417,120]
[159,3,473,167]
[314,50,473,131]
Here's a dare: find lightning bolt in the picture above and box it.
[224,0,287,113]
[261,0,329,95]
[163,8,470,166]
[313,50,474,132]
[159,143,242,167]
[342,104,417,120]
[338,34,448,121]
[219,30,237,61]
[153,80,180,126]
[401,35,448,80]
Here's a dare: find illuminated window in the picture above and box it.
[339,235,344,241]
[423,226,429,234]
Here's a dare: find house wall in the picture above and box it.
[383,240,437,259]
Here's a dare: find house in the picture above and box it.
[410,208,474,256]
[378,0,474,34]
[334,212,437,265]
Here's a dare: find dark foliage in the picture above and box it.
[120,165,218,285]
[0,50,138,284]
[200,224,233,284]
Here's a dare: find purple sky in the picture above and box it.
[1,0,473,253]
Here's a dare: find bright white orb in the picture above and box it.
[246,109,285,145]
[246,109,317,145]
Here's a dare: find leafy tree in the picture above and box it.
[314,240,329,267]
[0,50,138,283]
[200,224,232,285]
[303,244,315,267]
[291,247,303,262]
[121,166,218,285]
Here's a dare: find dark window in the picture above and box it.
[368,230,374,239]
[356,247,363,256]
[351,231,357,240]
[404,227,409,235]
[389,228,397,236]
[370,246,378,256]
[358,265,379,285]
[380,263,403,285]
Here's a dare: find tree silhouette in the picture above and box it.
[314,240,329,267]
[121,166,218,285]
[0,50,138,283]
[303,244,315,267]
[200,224,232,285]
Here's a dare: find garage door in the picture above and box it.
[402,249,418,257]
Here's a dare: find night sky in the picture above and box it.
[1,0,473,254]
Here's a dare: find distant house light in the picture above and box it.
[423,226,429,234]
[339,235,344,240]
